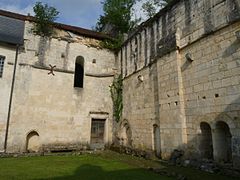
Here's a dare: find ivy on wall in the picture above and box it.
[110,74,123,122]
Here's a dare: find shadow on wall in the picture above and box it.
[183,96,240,169]
[114,74,240,168]
[222,38,240,58]
[116,96,240,169]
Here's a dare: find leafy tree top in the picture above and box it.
[95,0,137,36]
[33,2,59,37]
[141,0,172,18]
[96,0,172,50]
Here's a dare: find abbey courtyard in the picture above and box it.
[0,0,240,174]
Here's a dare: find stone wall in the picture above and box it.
[1,0,240,170]
[0,44,16,151]
[0,21,115,152]
[117,0,240,168]
[181,21,240,167]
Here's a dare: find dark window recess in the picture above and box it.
[0,56,5,78]
[74,56,84,88]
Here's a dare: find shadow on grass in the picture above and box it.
[40,164,172,180]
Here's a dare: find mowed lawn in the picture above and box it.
[0,151,235,180]
[0,153,170,180]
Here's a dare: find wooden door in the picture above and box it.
[91,119,105,144]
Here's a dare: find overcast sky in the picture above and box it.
[0,0,103,29]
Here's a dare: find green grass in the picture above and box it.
[100,151,236,180]
[0,153,171,180]
[0,151,236,180]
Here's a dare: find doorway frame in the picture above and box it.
[89,112,110,146]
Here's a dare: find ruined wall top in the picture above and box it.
[119,0,240,77]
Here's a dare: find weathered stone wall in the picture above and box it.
[121,67,156,150]
[117,0,240,168]
[0,44,16,152]
[181,21,240,167]
[1,0,240,169]
[0,21,115,152]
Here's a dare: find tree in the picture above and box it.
[33,2,59,37]
[95,0,137,36]
[95,0,138,50]
[95,0,172,50]
[141,0,172,18]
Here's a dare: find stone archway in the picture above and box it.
[199,122,213,159]
[26,131,40,153]
[153,124,161,157]
[213,121,232,162]
[119,120,132,147]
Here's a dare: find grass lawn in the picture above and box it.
[0,151,236,180]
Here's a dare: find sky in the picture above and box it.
[0,0,104,29]
[0,0,157,30]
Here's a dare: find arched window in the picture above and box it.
[0,55,5,78]
[74,56,84,88]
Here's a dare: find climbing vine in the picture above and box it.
[110,74,123,123]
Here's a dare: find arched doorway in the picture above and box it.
[153,124,161,157]
[119,121,132,147]
[199,122,213,159]
[26,131,40,152]
[213,121,232,162]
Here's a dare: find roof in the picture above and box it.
[0,9,111,40]
[0,14,24,45]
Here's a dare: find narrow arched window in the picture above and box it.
[74,56,84,88]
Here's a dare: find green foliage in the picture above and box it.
[95,0,137,36]
[96,0,139,50]
[0,154,170,179]
[110,74,123,122]
[100,34,124,51]
[33,2,59,37]
[96,0,172,49]
[141,0,172,18]
[0,152,234,180]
